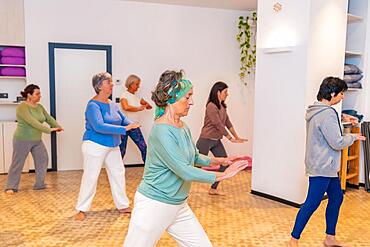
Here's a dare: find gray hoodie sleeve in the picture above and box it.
[320,113,356,151]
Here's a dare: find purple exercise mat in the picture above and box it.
[0,56,25,65]
[0,67,26,76]
[0,47,25,57]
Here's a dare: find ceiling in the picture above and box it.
[124,0,257,11]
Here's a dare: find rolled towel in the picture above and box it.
[0,67,26,76]
[0,47,25,57]
[0,56,25,65]
[346,81,362,89]
[344,64,362,74]
[344,74,363,84]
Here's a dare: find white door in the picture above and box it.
[54,49,106,170]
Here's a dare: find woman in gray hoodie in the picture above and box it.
[288,77,365,247]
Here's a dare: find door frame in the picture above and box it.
[48,42,112,171]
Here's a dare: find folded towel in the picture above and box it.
[342,109,364,122]
[344,74,363,83]
[0,47,25,57]
[344,64,362,74]
[346,81,362,89]
[0,56,25,65]
[0,67,26,76]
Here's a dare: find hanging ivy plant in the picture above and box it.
[236,12,257,84]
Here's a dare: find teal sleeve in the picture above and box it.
[194,152,211,167]
[156,132,216,183]
[186,124,211,167]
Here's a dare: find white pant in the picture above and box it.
[123,192,212,247]
[76,141,129,212]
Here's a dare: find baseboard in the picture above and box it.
[251,190,303,208]
[346,183,360,190]
[358,182,370,192]
[29,168,53,173]
[124,163,144,168]
[28,164,144,173]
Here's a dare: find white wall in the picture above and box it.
[0,0,25,45]
[252,0,348,204]
[24,0,253,167]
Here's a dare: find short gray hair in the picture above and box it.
[92,72,112,94]
[125,74,141,89]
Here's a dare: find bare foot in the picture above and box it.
[324,235,350,247]
[209,188,226,196]
[5,189,15,195]
[33,184,48,190]
[118,207,131,214]
[287,238,298,247]
[75,211,86,221]
[324,240,350,247]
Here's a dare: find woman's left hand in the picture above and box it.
[216,160,249,181]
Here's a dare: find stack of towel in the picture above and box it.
[344,64,362,89]
[0,47,26,77]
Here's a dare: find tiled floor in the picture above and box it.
[0,168,369,247]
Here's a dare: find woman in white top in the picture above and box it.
[119,74,152,163]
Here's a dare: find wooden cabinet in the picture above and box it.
[2,121,30,174]
[0,123,4,173]
[340,126,360,190]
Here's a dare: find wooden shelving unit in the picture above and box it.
[340,126,360,190]
[0,76,26,79]
[0,45,27,121]
[0,101,21,105]
[0,64,26,67]
[345,50,362,57]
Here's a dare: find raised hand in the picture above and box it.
[230,138,244,143]
[125,123,141,131]
[216,160,249,181]
[51,127,64,132]
[355,134,366,141]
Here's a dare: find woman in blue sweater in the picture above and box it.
[75,72,140,221]
[123,70,248,247]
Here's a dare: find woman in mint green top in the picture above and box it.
[5,84,63,194]
[137,123,216,205]
[124,70,248,247]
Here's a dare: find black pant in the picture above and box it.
[196,138,227,189]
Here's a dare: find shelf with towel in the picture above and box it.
[345,51,362,57]
[0,101,21,105]
[0,76,26,79]
[347,13,363,23]
[0,64,26,68]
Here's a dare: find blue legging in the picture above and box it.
[291,176,343,239]
[119,128,147,163]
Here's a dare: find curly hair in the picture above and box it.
[151,70,184,107]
